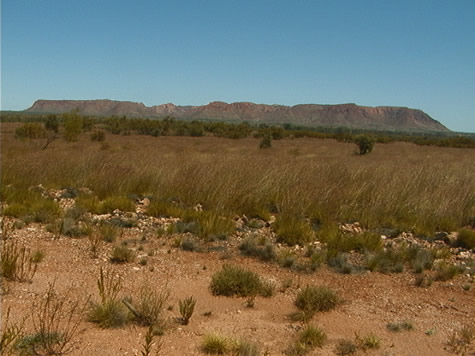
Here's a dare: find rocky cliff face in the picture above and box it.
[26,99,449,132]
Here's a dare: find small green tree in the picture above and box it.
[354,135,375,155]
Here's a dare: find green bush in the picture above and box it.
[209,264,272,297]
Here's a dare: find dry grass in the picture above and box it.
[2,125,474,234]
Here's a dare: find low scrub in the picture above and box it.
[209,264,273,297]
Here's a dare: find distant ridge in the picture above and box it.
[26,99,449,132]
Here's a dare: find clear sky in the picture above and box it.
[1,0,474,132]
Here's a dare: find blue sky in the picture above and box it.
[1,0,474,132]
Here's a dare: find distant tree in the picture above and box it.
[354,135,375,155]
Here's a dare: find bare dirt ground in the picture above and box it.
[2,220,474,356]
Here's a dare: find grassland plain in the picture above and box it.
[1,122,474,355]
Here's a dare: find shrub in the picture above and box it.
[180,236,201,252]
[356,333,381,350]
[434,263,464,281]
[259,133,272,149]
[202,334,229,354]
[239,236,276,262]
[15,123,46,139]
[294,286,340,318]
[233,340,260,356]
[0,307,25,355]
[100,224,119,243]
[0,241,38,282]
[24,282,87,356]
[88,268,129,328]
[365,248,404,274]
[327,253,360,274]
[90,130,106,142]
[404,246,435,273]
[335,339,357,355]
[386,321,414,332]
[297,325,327,349]
[209,264,271,297]
[139,326,163,356]
[447,324,474,355]
[354,135,375,155]
[63,111,83,142]
[110,246,135,263]
[274,215,314,246]
[179,296,196,325]
[131,285,169,327]
[455,229,475,249]
[101,196,135,214]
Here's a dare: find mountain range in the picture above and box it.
[26,99,449,132]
